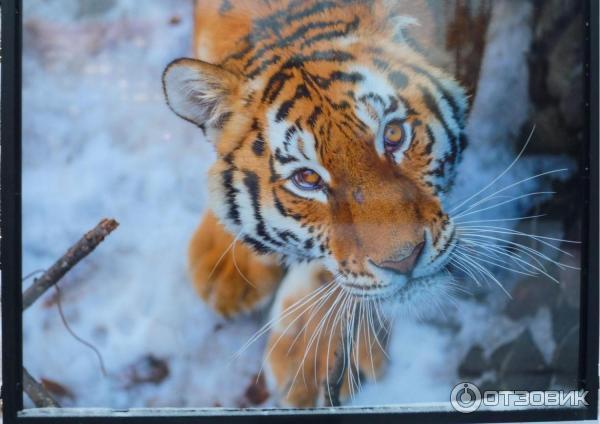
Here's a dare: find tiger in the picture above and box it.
[163,0,468,407]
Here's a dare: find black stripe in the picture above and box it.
[269,155,282,183]
[274,147,298,164]
[251,119,265,156]
[384,96,399,115]
[242,170,284,248]
[243,235,272,254]
[221,166,241,226]
[283,125,298,150]
[424,125,435,155]
[262,51,355,105]
[409,64,464,127]
[252,135,265,156]
[262,71,294,104]
[298,16,360,48]
[359,92,385,107]
[246,55,281,79]
[419,85,458,162]
[276,229,301,243]
[282,50,355,70]
[272,188,289,217]
[244,18,350,71]
[303,239,314,250]
[307,106,323,128]
[314,70,364,89]
[275,84,311,122]
[373,58,390,71]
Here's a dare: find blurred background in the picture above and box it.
[21,0,586,409]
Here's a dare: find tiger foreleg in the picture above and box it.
[188,211,283,318]
[263,262,389,407]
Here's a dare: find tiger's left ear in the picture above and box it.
[162,58,242,129]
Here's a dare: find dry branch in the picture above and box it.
[22,218,119,310]
[21,218,119,408]
[324,303,360,407]
[22,367,61,408]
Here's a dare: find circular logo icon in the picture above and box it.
[450,382,482,413]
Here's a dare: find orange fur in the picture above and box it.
[188,211,283,317]
[266,266,388,406]
[163,0,469,407]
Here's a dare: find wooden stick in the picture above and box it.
[21,218,119,408]
[324,303,360,407]
[22,218,119,310]
[22,367,60,408]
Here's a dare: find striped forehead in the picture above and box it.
[351,65,411,123]
[266,108,332,183]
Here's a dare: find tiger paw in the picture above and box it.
[263,262,389,407]
[188,211,283,318]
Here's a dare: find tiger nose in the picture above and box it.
[375,242,425,275]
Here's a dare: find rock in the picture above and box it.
[124,354,170,388]
[505,276,560,320]
[551,324,579,388]
[243,374,270,406]
[489,330,551,390]
[458,345,488,379]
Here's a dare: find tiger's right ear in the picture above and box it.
[162,58,242,129]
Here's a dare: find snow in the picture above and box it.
[20,0,578,412]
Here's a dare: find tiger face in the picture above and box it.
[163,1,468,299]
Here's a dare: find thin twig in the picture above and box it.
[324,302,360,407]
[22,218,119,310]
[54,285,108,376]
[22,367,60,408]
[21,218,119,408]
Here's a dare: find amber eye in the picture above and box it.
[292,168,324,191]
[383,120,405,153]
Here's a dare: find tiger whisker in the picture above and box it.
[285,281,341,356]
[324,289,351,405]
[234,277,337,359]
[304,286,346,387]
[315,290,349,387]
[352,299,364,395]
[460,237,551,274]
[453,251,512,298]
[455,214,547,225]
[456,245,540,278]
[365,301,378,382]
[459,238,558,280]
[260,278,341,385]
[457,242,536,275]
[454,191,555,220]
[459,233,579,270]
[455,168,567,217]
[370,297,391,360]
[458,225,580,248]
[450,257,483,287]
[206,231,242,283]
[286,281,345,393]
[231,238,256,288]
[449,125,536,214]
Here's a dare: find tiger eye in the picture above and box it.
[292,168,324,191]
[384,121,405,150]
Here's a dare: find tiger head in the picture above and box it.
[163,2,468,299]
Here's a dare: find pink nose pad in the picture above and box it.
[376,242,425,275]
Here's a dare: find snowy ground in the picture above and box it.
[21,0,579,410]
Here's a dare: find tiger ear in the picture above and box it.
[162,58,241,129]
